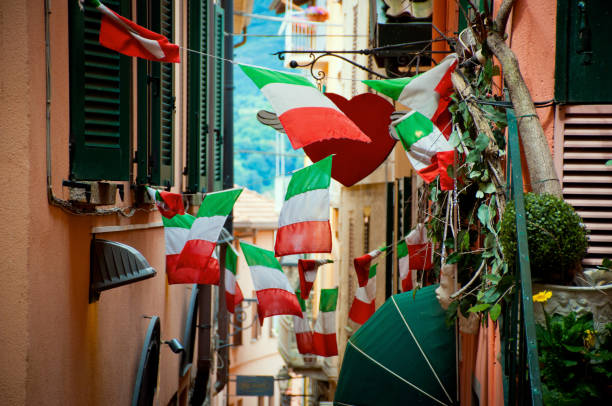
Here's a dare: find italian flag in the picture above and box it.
[174,188,242,284]
[349,264,377,325]
[95,0,180,63]
[397,240,417,292]
[390,110,455,190]
[162,213,195,281]
[146,187,185,219]
[275,156,333,257]
[225,245,244,314]
[312,287,338,357]
[239,65,370,149]
[239,242,303,320]
[406,223,433,272]
[363,54,457,122]
[354,246,386,287]
[298,259,333,300]
[294,290,314,355]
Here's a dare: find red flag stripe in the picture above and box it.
[274,221,332,256]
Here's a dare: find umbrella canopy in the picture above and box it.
[334,285,456,406]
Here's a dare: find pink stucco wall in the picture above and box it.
[500,0,558,148]
[1,1,193,404]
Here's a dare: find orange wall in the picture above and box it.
[501,0,558,148]
[1,1,194,404]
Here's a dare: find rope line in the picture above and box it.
[391,296,454,404]
[347,340,449,406]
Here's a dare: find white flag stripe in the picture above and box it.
[406,224,428,244]
[225,269,236,295]
[355,285,371,302]
[187,215,227,242]
[314,311,336,334]
[249,265,294,292]
[294,316,311,334]
[97,3,165,59]
[305,270,317,283]
[399,256,410,279]
[278,188,330,228]
[398,56,456,119]
[365,277,377,300]
[261,83,341,116]
[165,227,190,255]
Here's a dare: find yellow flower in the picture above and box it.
[584,329,595,349]
[533,290,552,303]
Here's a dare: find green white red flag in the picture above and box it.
[312,287,338,357]
[363,54,457,123]
[146,187,185,219]
[397,240,417,292]
[162,213,195,282]
[239,242,303,320]
[239,65,370,149]
[173,188,242,284]
[224,244,244,314]
[349,264,377,325]
[406,223,433,272]
[390,110,455,190]
[275,156,333,256]
[354,246,386,287]
[298,259,333,300]
[94,0,180,63]
[294,290,314,355]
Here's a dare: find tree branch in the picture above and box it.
[494,0,516,33]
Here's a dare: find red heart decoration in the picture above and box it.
[303,93,396,187]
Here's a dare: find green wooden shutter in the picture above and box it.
[555,0,612,103]
[213,5,225,191]
[187,0,209,193]
[69,0,131,181]
[136,0,174,187]
[457,0,487,33]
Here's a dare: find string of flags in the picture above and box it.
[86,0,463,359]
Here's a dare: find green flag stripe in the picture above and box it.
[397,240,408,258]
[363,77,413,101]
[239,64,315,89]
[395,111,434,150]
[368,263,378,279]
[319,287,338,312]
[285,155,332,201]
[239,242,283,271]
[162,213,196,229]
[198,188,243,218]
[225,245,238,274]
[296,290,307,312]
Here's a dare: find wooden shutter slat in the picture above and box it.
[557,104,612,267]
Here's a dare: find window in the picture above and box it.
[232,310,243,346]
[555,0,612,103]
[136,0,175,187]
[69,0,131,181]
[186,0,209,193]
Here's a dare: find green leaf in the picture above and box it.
[478,203,491,228]
[490,303,501,321]
[474,132,490,152]
[475,190,484,199]
[446,252,461,264]
[468,303,491,313]
[563,344,585,353]
[466,149,481,163]
[606,159,612,166]
[447,164,455,178]
[481,182,496,194]
[449,130,461,148]
[483,273,502,283]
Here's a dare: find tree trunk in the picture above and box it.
[486,1,562,197]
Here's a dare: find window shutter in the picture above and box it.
[69,0,131,181]
[555,0,612,103]
[136,0,174,187]
[187,0,209,193]
[213,5,225,191]
[554,105,612,267]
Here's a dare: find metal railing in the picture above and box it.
[501,97,543,405]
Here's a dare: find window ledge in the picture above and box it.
[64,180,122,206]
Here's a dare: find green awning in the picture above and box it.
[334,285,456,406]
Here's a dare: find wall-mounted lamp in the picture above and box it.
[163,338,184,354]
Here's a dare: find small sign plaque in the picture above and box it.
[236,375,274,397]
